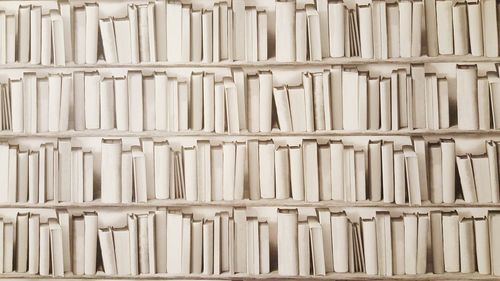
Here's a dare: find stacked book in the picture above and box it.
[0,64,455,133]
[1,0,499,66]
[277,208,500,276]
[2,137,500,206]
[0,208,270,277]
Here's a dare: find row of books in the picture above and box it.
[278,209,500,276]
[4,208,500,277]
[0,208,270,276]
[2,0,500,66]
[2,64,475,133]
[2,137,500,205]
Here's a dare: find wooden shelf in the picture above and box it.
[0,271,496,280]
[1,55,499,70]
[0,127,498,138]
[1,199,499,209]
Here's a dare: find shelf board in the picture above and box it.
[1,55,499,70]
[0,127,497,138]
[1,199,499,209]
[0,271,496,280]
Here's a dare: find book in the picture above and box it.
[303,139,319,202]
[475,217,491,275]
[85,3,99,64]
[275,0,296,62]
[452,2,469,55]
[436,0,453,55]
[482,0,498,57]
[83,212,97,275]
[277,209,299,276]
[457,65,479,130]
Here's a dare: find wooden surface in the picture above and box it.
[0,55,498,69]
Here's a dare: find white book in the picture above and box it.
[128,71,143,132]
[0,12,6,64]
[143,76,156,131]
[257,71,272,133]
[30,6,41,64]
[358,72,368,130]
[101,139,122,203]
[40,14,52,65]
[275,0,296,62]
[288,86,306,132]
[18,151,29,203]
[38,147,46,203]
[113,227,131,275]
[318,145,331,201]
[70,148,83,202]
[59,0,72,63]
[277,209,299,276]
[190,72,203,131]
[296,9,307,62]
[411,65,426,129]
[289,145,304,201]
[275,146,290,199]
[128,5,140,63]
[306,5,322,61]
[48,74,61,132]
[472,154,491,203]
[342,68,359,130]
[372,1,388,59]
[181,5,191,62]
[18,5,30,63]
[329,141,344,201]
[403,213,418,274]
[488,141,500,203]
[59,74,71,131]
[257,11,267,61]
[8,146,17,203]
[259,140,275,199]
[362,218,377,275]
[452,2,469,55]
[430,212,444,273]
[27,214,39,274]
[441,139,456,203]
[459,218,476,273]
[482,0,498,57]
[57,139,71,202]
[121,151,133,203]
[137,215,149,273]
[201,74,214,130]
[3,222,13,273]
[98,228,117,275]
[23,73,37,134]
[184,146,197,201]
[308,217,326,276]
[247,74,260,132]
[457,65,478,130]
[100,77,115,130]
[328,1,344,57]
[393,150,405,204]
[224,80,240,133]
[247,140,260,200]
[232,69,247,131]
[398,1,412,57]
[443,212,460,272]
[85,3,99,64]
[411,1,423,57]
[166,211,183,273]
[425,0,439,56]
[191,220,203,273]
[137,5,150,62]
[357,4,373,59]
[298,221,310,276]
[167,1,182,62]
[147,3,156,62]
[83,212,98,275]
[368,77,380,129]
[234,142,246,200]
[127,214,139,275]
[147,212,156,274]
[245,7,258,62]
[211,145,223,201]
[302,73,315,131]
[154,0,167,61]
[99,18,118,63]
[203,220,214,274]
[387,3,399,58]
[49,218,64,277]
[436,0,453,55]
[83,152,93,202]
[191,10,202,61]
[114,77,129,131]
[197,140,211,202]
[39,222,49,275]
[74,6,86,64]
[154,141,170,200]
[330,66,343,129]
[474,217,491,275]
[303,139,319,202]
[0,144,8,203]
[202,10,213,63]
[84,72,100,129]
[273,86,293,132]
[466,1,483,56]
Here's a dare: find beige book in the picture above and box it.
[459,218,476,273]
[467,1,483,56]
[276,0,296,62]
[357,4,373,59]
[452,2,469,55]
[474,217,491,275]
[482,0,498,57]
[277,209,299,276]
[362,218,377,275]
[456,154,478,203]
[443,211,460,272]
[457,65,478,130]
[85,3,99,64]
[436,0,454,55]
[303,139,319,202]
[128,5,140,63]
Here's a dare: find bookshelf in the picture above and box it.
[1,0,500,279]
[0,55,499,69]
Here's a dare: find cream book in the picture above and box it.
[275,0,296,62]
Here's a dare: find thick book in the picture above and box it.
[277,209,299,276]
[275,0,296,62]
